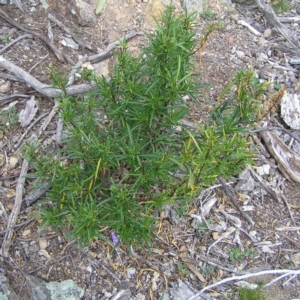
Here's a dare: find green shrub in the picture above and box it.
[239,286,265,300]
[25,6,261,249]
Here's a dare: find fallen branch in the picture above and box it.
[24,181,51,206]
[1,159,29,257]
[187,269,300,300]
[0,55,94,98]
[0,33,32,54]
[0,32,143,98]
[254,0,300,52]
[0,8,70,64]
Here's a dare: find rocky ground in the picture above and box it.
[1,0,300,299]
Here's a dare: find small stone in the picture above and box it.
[0,80,11,93]
[9,156,18,169]
[28,243,39,253]
[126,267,136,279]
[264,28,272,39]
[235,50,245,58]
[256,37,266,46]
[38,238,47,250]
[230,14,239,22]
[291,252,300,265]
[93,60,109,77]
[86,265,92,273]
[257,53,268,62]
[254,164,270,176]
[273,49,283,58]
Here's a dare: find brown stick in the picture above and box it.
[218,176,255,227]
[0,8,70,64]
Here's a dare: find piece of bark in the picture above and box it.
[259,130,300,183]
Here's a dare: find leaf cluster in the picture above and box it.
[25,6,261,249]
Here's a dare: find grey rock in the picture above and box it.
[28,243,39,253]
[0,274,19,300]
[263,28,272,39]
[74,0,97,27]
[0,0,7,4]
[235,50,245,58]
[230,14,239,22]
[26,275,84,300]
[273,49,283,58]
[235,169,255,192]
[39,0,49,9]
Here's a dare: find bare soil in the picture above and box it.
[1,1,300,299]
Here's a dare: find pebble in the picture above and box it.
[256,36,266,46]
[273,49,283,58]
[230,14,239,22]
[0,80,11,93]
[235,50,245,58]
[263,28,272,39]
[257,52,268,62]
[28,243,39,253]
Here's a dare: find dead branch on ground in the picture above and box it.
[254,0,300,54]
[0,8,71,63]
[0,32,143,98]
[2,159,29,257]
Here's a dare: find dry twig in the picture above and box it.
[0,33,32,54]
[1,159,29,256]
[218,176,255,227]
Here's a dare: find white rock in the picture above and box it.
[126,267,136,278]
[264,28,272,39]
[235,50,245,58]
[235,281,258,290]
[253,164,270,176]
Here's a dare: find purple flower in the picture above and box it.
[111,232,119,245]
